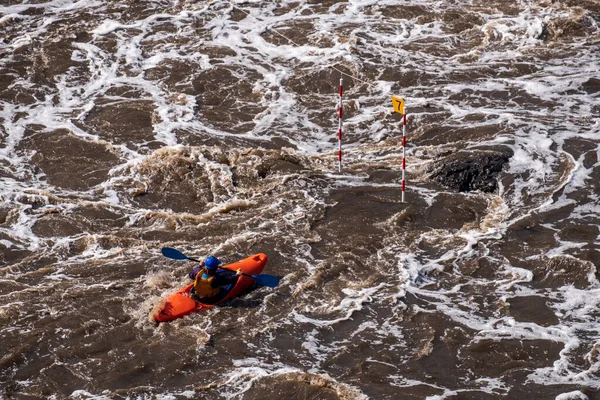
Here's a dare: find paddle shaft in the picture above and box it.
[185,255,253,278]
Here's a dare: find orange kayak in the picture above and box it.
[153,253,268,322]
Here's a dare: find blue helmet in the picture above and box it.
[204,256,221,271]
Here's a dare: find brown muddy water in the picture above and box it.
[1,0,600,399]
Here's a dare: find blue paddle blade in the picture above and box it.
[252,274,280,288]
[161,247,189,260]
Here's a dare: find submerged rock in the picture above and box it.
[428,150,512,193]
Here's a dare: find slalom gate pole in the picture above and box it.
[391,96,406,202]
[338,77,343,172]
[401,112,407,203]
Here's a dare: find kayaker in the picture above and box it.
[188,256,241,303]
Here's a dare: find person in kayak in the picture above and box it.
[188,256,241,303]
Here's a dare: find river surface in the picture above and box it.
[1,0,600,399]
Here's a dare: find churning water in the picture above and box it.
[1,0,600,399]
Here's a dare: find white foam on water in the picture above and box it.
[92,20,143,35]
[223,357,369,400]
[70,390,112,400]
[555,392,589,400]
[2,0,600,398]
[292,284,384,327]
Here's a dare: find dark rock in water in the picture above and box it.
[428,150,512,193]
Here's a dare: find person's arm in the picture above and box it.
[188,267,201,280]
[188,260,206,280]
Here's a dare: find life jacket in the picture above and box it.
[193,268,221,298]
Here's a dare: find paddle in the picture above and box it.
[161,247,280,288]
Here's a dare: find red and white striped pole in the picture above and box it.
[391,96,406,202]
[337,77,343,172]
[401,112,407,203]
